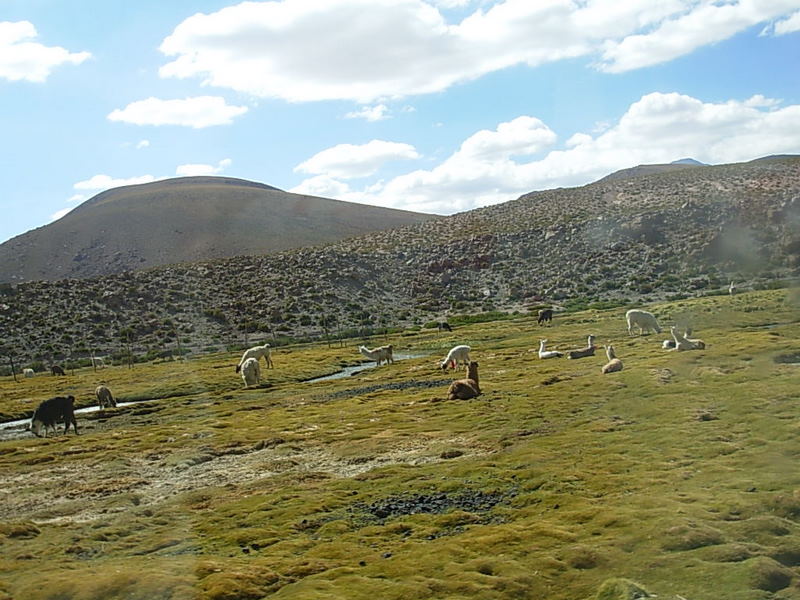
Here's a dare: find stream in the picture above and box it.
[0,352,430,434]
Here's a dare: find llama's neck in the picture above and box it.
[606,346,616,360]
[467,363,480,391]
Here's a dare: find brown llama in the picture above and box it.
[447,361,481,400]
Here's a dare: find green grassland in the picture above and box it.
[1,289,799,600]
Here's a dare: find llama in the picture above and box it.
[669,326,705,351]
[359,344,394,366]
[235,343,273,373]
[440,345,471,370]
[23,368,34,378]
[51,365,66,376]
[537,308,554,325]
[240,357,261,387]
[566,335,596,359]
[601,345,623,374]
[95,385,117,409]
[91,357,107,369]
[437,322,453,332]
[447,361,481,400]
[538,339,563,359]
[626,309,661,335]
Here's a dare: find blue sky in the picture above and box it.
[1,0,799,245]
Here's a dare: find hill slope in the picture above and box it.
[0,157,798,366]
[0,176,438,282]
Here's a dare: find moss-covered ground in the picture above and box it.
[1,289,799,600]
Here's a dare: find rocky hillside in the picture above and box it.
[0,176,437,282]
[1,156,798,367]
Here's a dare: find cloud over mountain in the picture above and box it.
[157,1,798,102]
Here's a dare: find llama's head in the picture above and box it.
[466,360,479,379]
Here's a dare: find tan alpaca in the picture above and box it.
[670,326,705,351]
[448,361,481,400]
[601,345,623,374]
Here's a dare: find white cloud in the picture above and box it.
[157,1,798,102]
[175,158,232,177]
[291,175,356,198]
[73,174,158,192]
[345,104,390,121]
[107,96,248,128]
[67,194,86,203]
[295,140,420,179]
[597,0,800,73]
[0,21,90,82]
[291,92,800,215]
[136,139,150,149]
[744,94,781,108]
[49,207,74,222]
[772,9,800,34]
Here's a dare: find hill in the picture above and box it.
[0,176,438,282]
[595,160,704,182]
[0,156,798,366]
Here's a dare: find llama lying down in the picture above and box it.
[359,344,394,365]
[447,361,481,400]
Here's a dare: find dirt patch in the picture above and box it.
[0,435,485,525]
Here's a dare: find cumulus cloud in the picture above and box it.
[597,1,800,73]
[49,207,74,222]
[345,104,391,121]
[295,140,420,179]
[175,158,232,177]
[157,1,797,102]
[107,96,248,128]
[771,9,800,34]
[136,139,151,149]
[292,92,800,214]
[0,21,90,82]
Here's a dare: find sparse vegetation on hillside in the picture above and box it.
[0,157,798,368]
[1,289,799,600]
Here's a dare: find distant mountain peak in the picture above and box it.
[671,158,706,166]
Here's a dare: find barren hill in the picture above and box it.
[0,176,438,282]
[1,157,798,366]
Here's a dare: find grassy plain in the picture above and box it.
[1,289,799,600]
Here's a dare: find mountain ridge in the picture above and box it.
[1,156,798,366]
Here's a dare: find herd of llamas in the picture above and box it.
[17,306,706,437]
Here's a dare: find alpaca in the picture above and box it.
[601,345,623,374]
[626,309,661,335]
[669,326,705,351]
[537,308,554,325]
[51,365,66,376]
[236,343,273,373]
[359,344,394,366]
[440,345,471,370]
[95,385,117,409]
[30,395,78,437]
[240,357,261,387]
[566,335,596,359]
[447,361,481,400]
[538,339,563,359]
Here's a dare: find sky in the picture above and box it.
[1,0,799,245]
